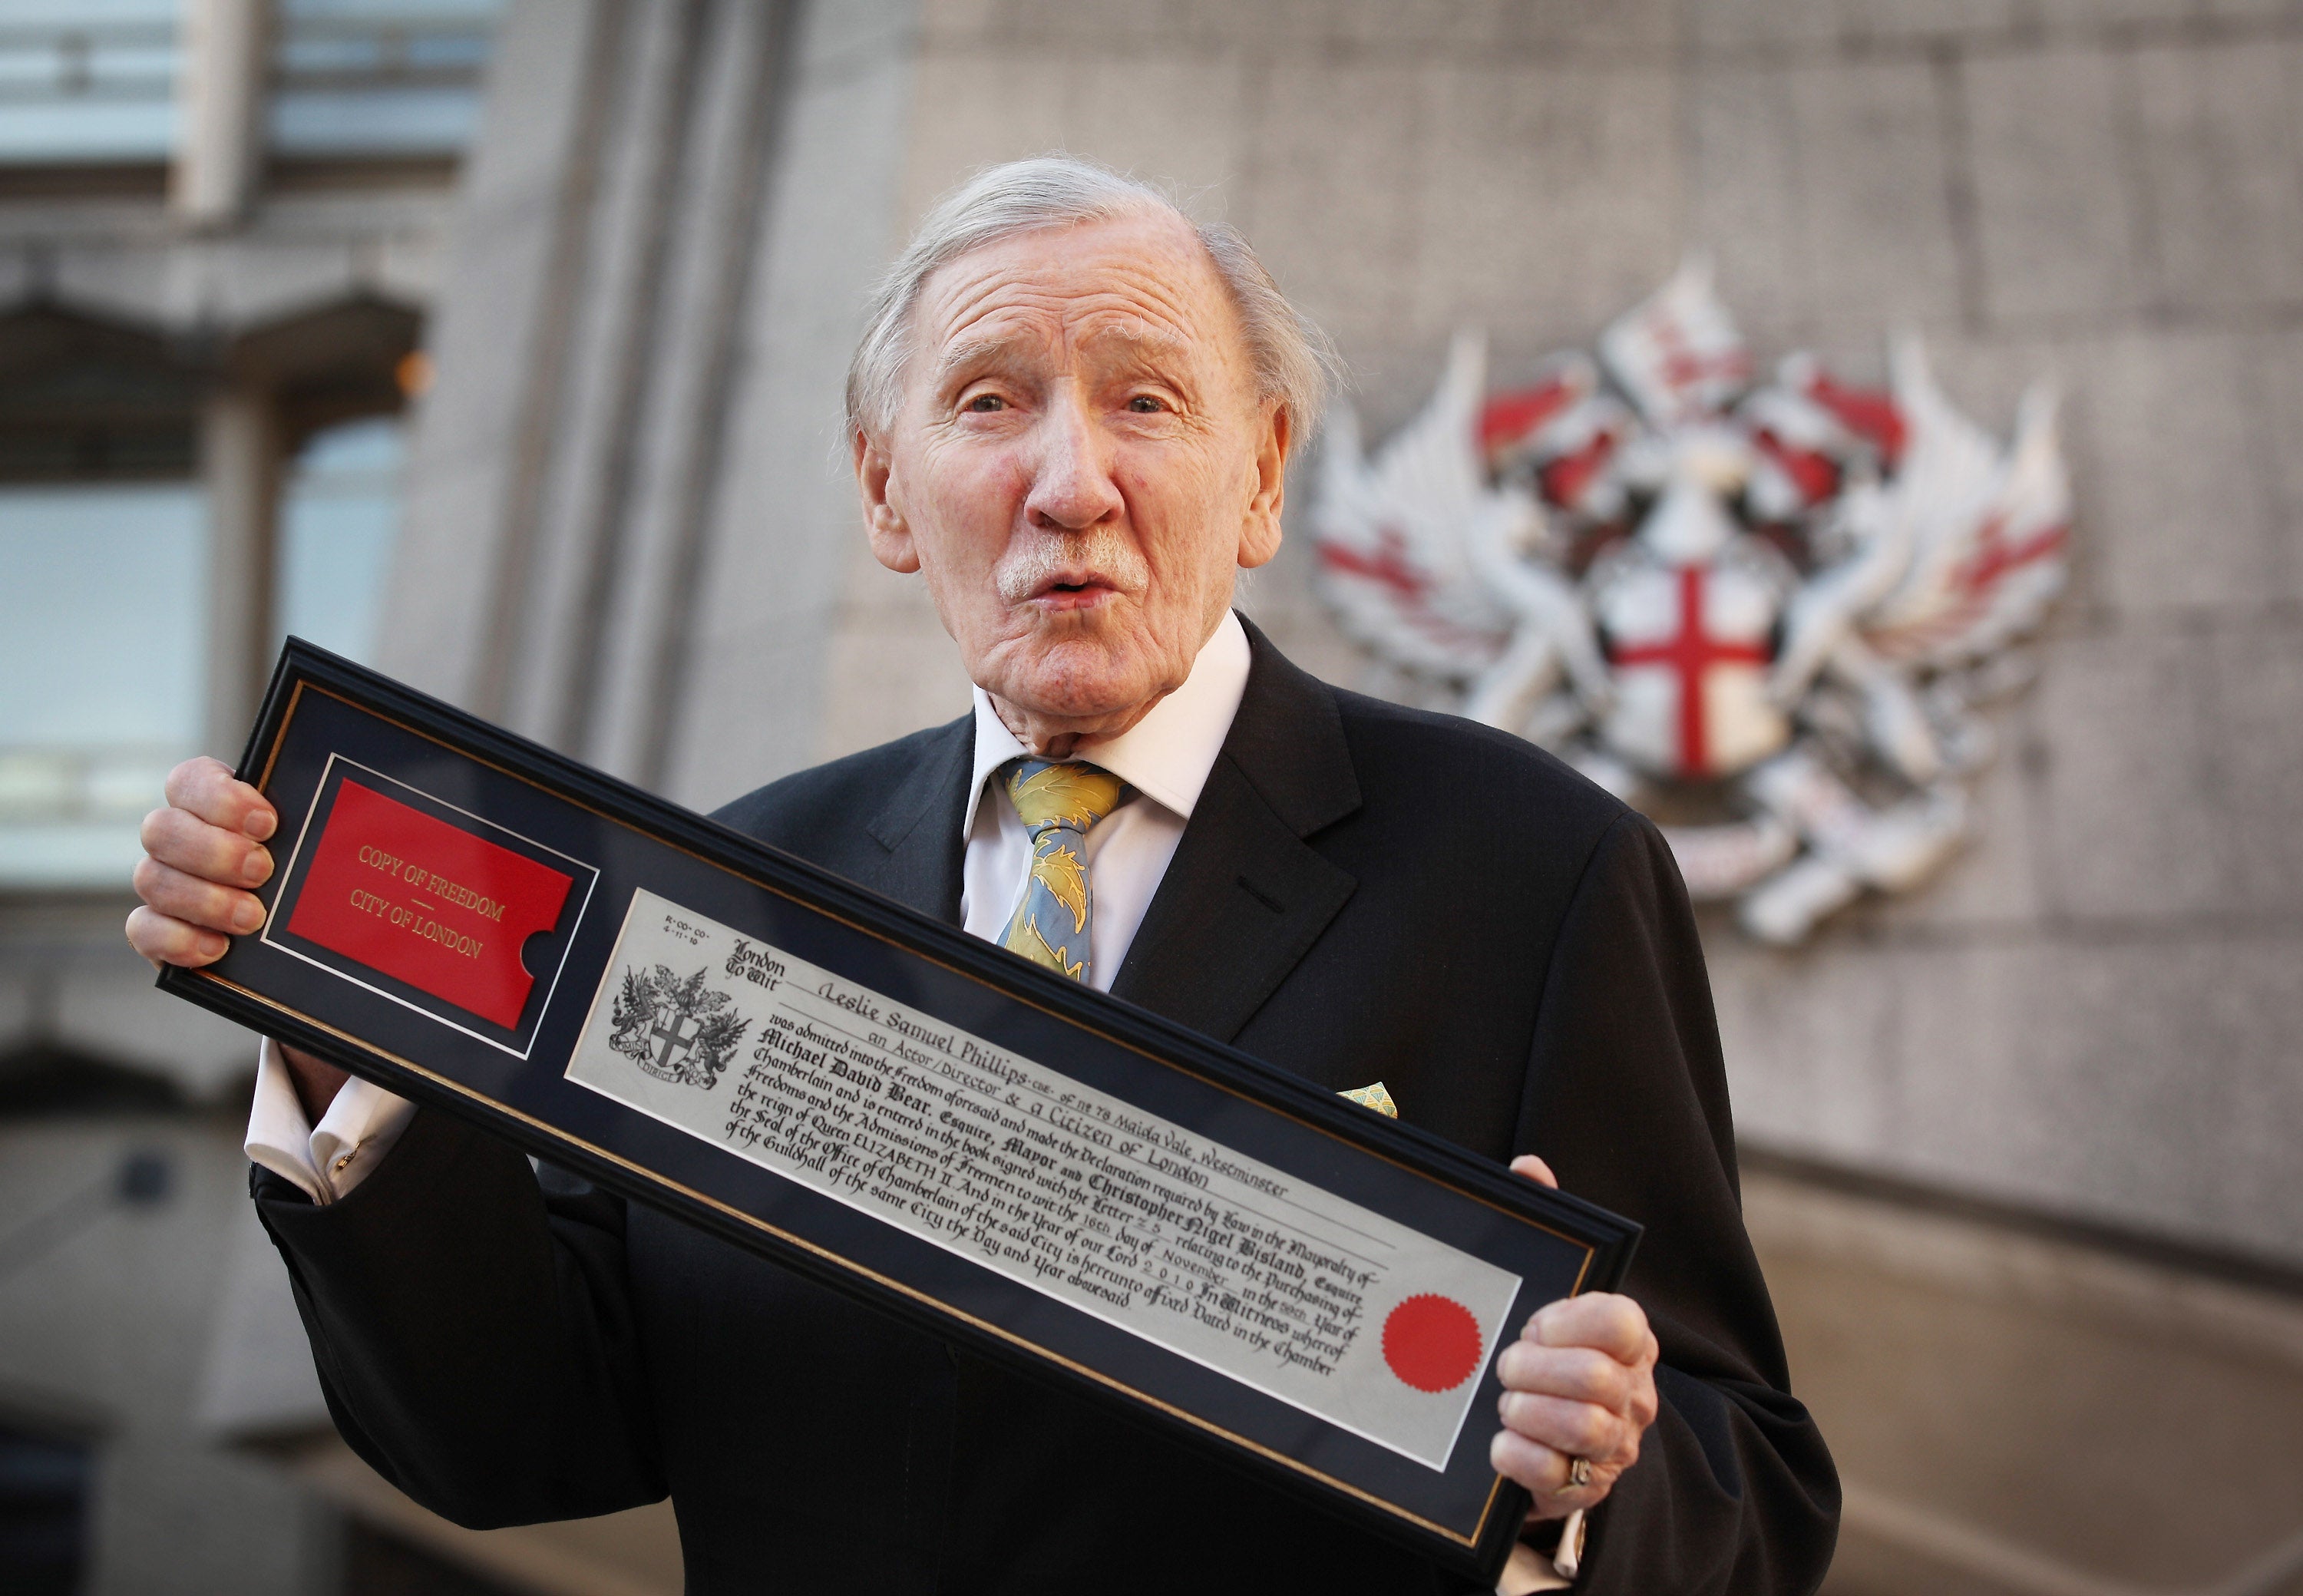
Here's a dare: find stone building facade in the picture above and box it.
[400,0,2303,1267]
[0,5,497,1589]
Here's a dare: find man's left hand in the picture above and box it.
[1490,1155,1660,1521]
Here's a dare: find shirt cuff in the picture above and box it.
[244,1036,416,1204]
[1496,1508,1585,1593]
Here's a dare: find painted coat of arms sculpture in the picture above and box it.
[1315,260,2071,943]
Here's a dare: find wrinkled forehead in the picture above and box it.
[907,210,1248,383]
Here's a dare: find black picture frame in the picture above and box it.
[160,639,1641,1584]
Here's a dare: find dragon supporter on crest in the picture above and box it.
[127,158,1838,1593]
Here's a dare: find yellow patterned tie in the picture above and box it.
[1000,759,1127,983]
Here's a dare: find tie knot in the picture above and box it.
[1003,759,1125,833]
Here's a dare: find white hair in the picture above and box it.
[846,155,1339,456]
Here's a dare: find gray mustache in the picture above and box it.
[994,530,1150,604]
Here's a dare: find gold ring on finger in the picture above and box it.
[1565,1456,1592,1490]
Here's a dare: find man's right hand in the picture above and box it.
[128,755,349,1120]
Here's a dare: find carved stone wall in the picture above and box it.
[397,0,2303,1266]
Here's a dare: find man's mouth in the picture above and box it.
[995,530,1150,610]
[1029,573,1120,611]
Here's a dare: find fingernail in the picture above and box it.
[233,899,264,933]
[243,808,275,841]
[198,934,227,960]
[242,850,269,884]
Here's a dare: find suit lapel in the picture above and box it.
[858,715,973,924]
[1111,620,1362,1042]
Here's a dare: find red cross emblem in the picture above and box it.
[650,1009,702,1075]
[1610,566,1773,778]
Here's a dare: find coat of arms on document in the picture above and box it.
[610,964,752,1089]
[1316,259,2072,943]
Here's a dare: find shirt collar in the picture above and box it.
[962,609,1252,835]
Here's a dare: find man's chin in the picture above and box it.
[1005,680,1150,725]
[984,642,1170,727]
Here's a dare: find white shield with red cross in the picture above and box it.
[1593,550,1789,781]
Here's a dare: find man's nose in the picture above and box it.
[1023,395,1123,530]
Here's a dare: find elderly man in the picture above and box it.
[129,157,1836,1592]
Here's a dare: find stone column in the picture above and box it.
[200,385,281,759]
[384,0,930,803]
[172,0,273,228]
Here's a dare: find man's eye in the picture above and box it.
[1127,395,1166,413]
[965,394,1006,412]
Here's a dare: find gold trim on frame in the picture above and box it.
[207,675,1606,1552]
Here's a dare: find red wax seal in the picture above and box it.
[285,779,574,1029]
[1381,1294,1484,1393]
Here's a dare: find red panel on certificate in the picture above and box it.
[284,779,575,1027]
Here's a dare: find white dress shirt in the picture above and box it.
[244,610,1254,1204]
[960,608,1248,989]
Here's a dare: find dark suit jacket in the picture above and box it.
[253,620,1838,1594]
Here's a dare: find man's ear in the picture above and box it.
[855,426,920,574]
[1237,401,1290,570]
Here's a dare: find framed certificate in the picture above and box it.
[163,639,1641,1584]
